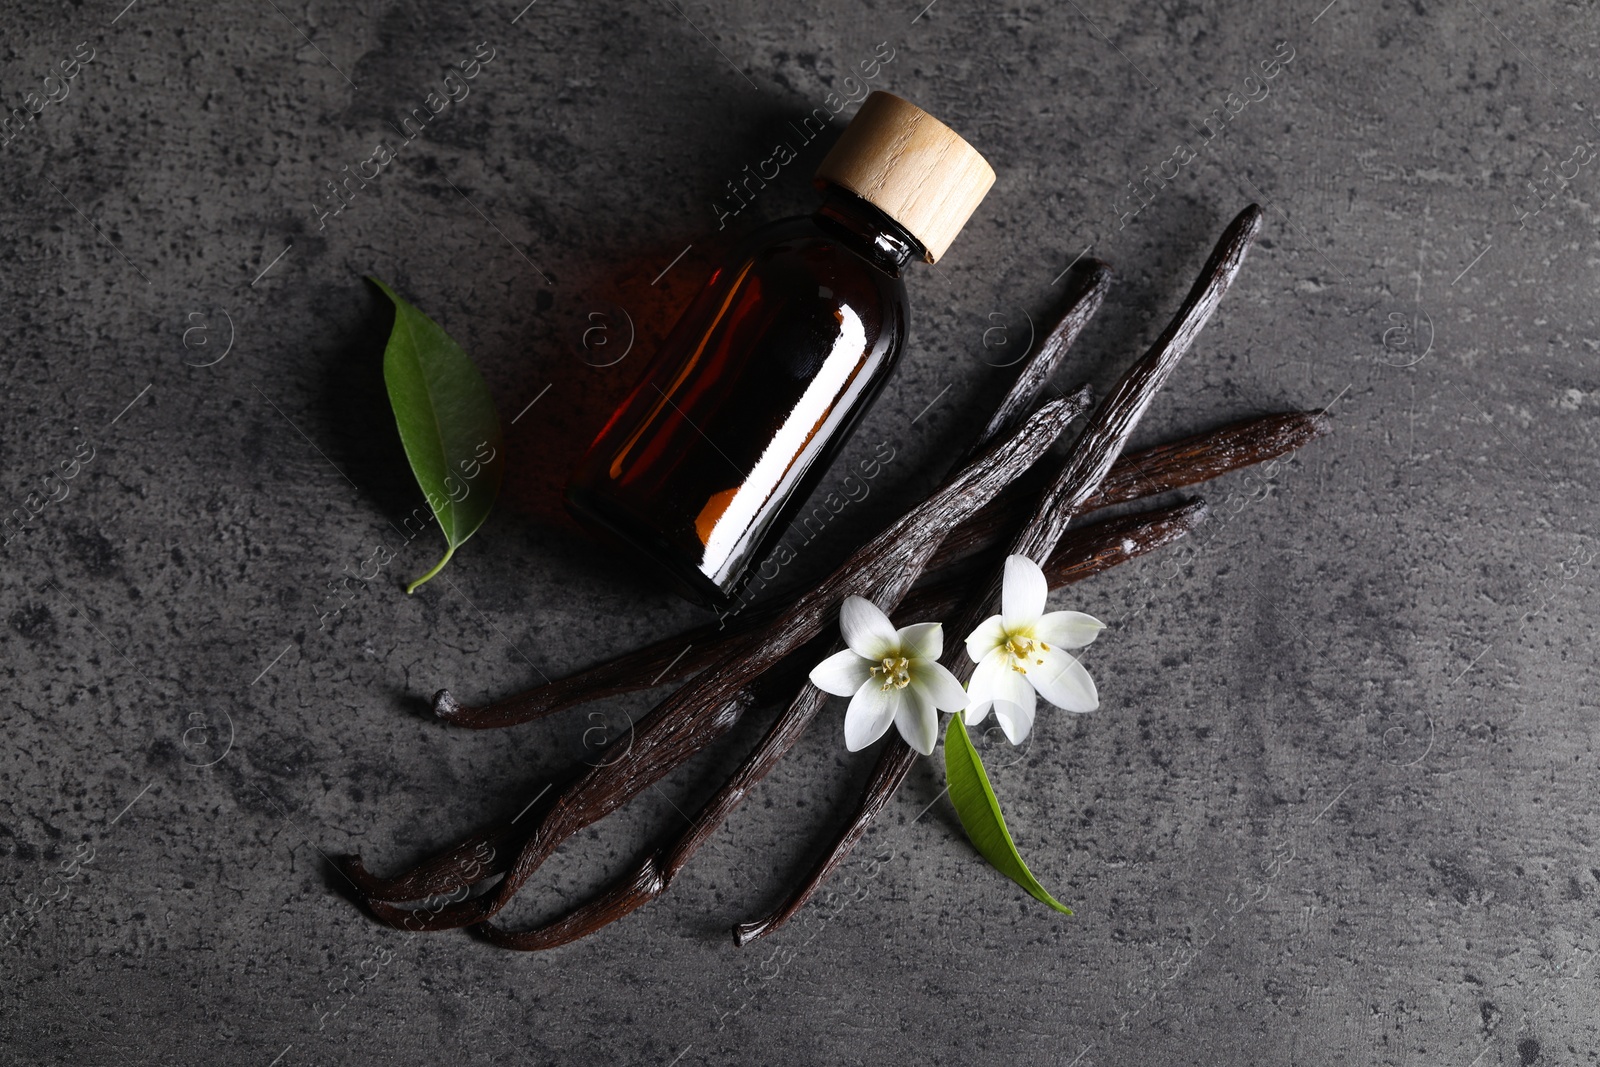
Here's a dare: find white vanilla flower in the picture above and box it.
[963,554,1104,745]
[809,595,969,756]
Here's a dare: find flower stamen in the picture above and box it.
[870,655,912,691]
[1004,633,1037,673]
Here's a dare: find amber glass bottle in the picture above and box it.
[566,92,994,607]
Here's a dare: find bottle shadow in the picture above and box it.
[311,97,854,607]
[494,102,850,598]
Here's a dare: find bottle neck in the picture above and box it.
[813,186,925,275]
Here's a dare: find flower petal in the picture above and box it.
[839,596,898,660]
[1001,554,1049,629]
[1034,610,1105,650]
[1029,646,1099,713]
[964,614,1007,664]
[895,621,943,661]
[979,652,1043,742]
[809,648,873,697]
[844,680,898,751]
[911,661,969,713]
[962,648,1008,725]
[993,691,1037,745]
[894,685,939,756]
[986,661,1037,744]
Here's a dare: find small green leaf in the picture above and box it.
[944,715,1072,914]
[370,278,505,593]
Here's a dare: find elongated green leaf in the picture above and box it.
[371,278,504,593]
[944,715,1072,914]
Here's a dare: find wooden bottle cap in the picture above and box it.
[814,91,995,264]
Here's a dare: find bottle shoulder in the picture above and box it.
[722,213,910,300]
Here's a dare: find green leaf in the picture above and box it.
[943,715,1072,914]
[370,277,505,593]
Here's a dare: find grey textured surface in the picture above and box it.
[1,0,1596,1064]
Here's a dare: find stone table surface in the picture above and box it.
[1,0,1595,1064]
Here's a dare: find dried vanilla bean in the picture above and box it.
[468,499,1208,950]
[342,205,1317,954]
[905,498,1209,620]
[337,645,823,909]
[925,409,1327,571]
[1005,204,1265,567]
[460,267,1119,946]
[477,680,836,949]
[434,409,1324,731]
[343,261,1105,916]
[462,392,1094,940]
[344,390,1092,929]
[340,827,516,904]
[431,617,766,730]
[735,204,1266,945]
[966,261,1113,458]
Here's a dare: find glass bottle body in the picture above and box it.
[566,191,921,607]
